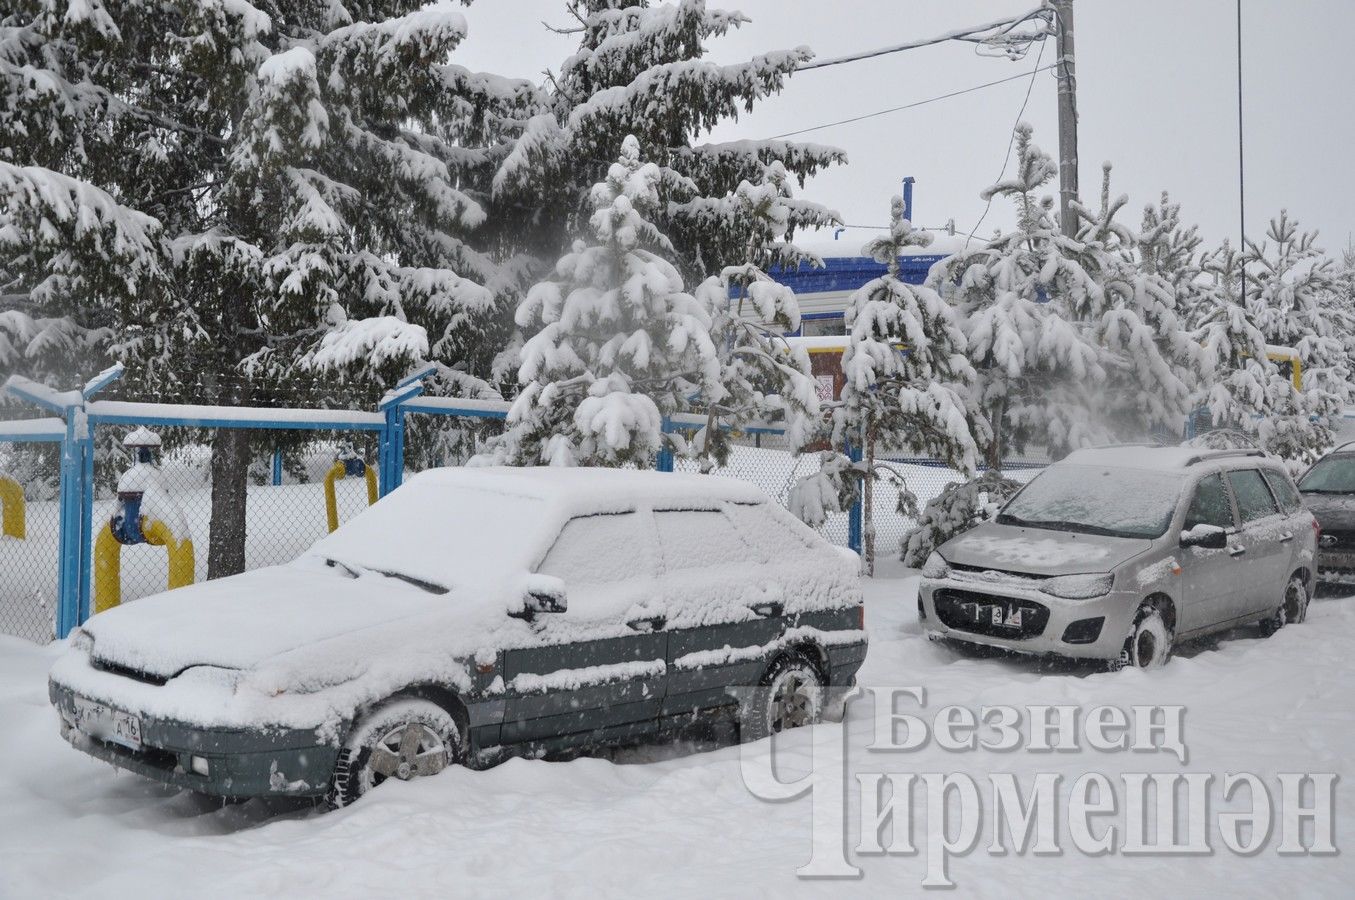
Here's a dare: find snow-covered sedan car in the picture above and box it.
[919,446,1317,668]
[49,468,865,805]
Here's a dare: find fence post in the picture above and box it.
[76,417,95,626]
[271,448,283,485]
[847,438,863,556]
[54,411,82,639]
[656,419,675,472]
[378,365,435,496]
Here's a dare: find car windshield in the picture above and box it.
[1299,455,1355,494]
[309,480,548,592]
[997,464,1184,539]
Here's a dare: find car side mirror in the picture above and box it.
[510,590,567,620]
[1180,525,1227,550]
[509,575,567,620]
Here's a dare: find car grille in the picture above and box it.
[933,589,1050,640]
[91,658,169,686]
[948,561,1051,581]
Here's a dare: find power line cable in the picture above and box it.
[796,7,1053,71]
[766,64,1056,141]
[965,37,1050,247]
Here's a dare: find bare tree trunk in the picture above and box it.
[207,428,251,580]
[864,423,876,577]
[987,401,1006,471]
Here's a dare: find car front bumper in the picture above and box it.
[50,680,338,798]
[918,576,1140,662]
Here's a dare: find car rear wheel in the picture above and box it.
[1126,604,1173,669]
[1263,575,1309,635]
[329,698,462,808]
[741,653,825,743]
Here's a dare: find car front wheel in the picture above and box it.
[1126,604,1173,669]
[329,698,462,808]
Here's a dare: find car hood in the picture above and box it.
[940,521,1153,577]
[1302,492,1355,530]
[82,560,441,679]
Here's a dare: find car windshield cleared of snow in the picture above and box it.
[1299,455,1355,494]
[997,464,1184,538]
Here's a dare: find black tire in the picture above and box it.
[328,698,462,809]
[740,652,825,743]
[1263,575,1309,635]
[1125,603,1173,669]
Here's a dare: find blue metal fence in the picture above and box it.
[2,366,870,640]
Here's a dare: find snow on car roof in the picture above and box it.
[1060,445,1273,472]
[411,465,769,511]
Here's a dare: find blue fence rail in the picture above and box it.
[3,366,864,639]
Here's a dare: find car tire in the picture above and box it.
[1126,604,1173,669]
[740,652,825,743]
[328,698,462,809]
[1263,575,1309,634]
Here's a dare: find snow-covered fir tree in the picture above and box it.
[486,136,720,467]
[689,162,820,470]
[927,124,1107,465]
[1244,212,1352,420]
[790,196,984,572]
[0,2,530,574]
[1192,241,1329,465]
[490,0,842,282]
[900,469,1023,568]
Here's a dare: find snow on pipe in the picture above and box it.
[324,456,378,533]
[0,475,25,539]
[94,519,195,614]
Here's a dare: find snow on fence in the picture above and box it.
[1,365,1043,642]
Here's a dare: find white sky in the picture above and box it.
[455,0,1355,254]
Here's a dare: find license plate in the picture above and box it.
[72,695,142,750]
[962,602,1023,629]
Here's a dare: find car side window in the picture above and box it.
[1183,474,1233,531]
[1228,469,1279,523]
[538,512,647,585]
[654,509,764,570]
[1262,468,1302,513]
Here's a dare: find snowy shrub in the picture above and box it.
[900,469,1023,568]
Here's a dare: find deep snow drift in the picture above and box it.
[2,568,1351,897]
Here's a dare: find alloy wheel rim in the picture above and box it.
[366,722,449,782]
[770,672,816,733]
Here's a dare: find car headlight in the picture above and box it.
[70,628,94,654]
[921,551,950,580]
[1040,572,1114,600]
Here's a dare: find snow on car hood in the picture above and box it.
[940,521,1152,577]
[82,559,447,678]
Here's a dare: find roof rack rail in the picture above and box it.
[1183,448,1268,466]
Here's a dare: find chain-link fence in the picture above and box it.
[85,425,384,609]
[0,429,63,642]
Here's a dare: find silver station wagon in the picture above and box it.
[49,468,866,806]
[919,446,1318,668]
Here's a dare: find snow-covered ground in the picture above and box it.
[2,565,1350,898]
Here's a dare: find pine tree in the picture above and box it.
[928,124,1106,465]
[1245,212,1352,419]
[0,2,528,573]
[689,162,820,470]
[1192,241,1328,465]
[790,196,984,572]
[487,136,720,467]
[489,0,842,282]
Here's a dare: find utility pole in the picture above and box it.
[1051,0,1079,239]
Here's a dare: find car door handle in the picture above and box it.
[1278,532,1294,543]
[749,601,784,618]
[627,615,666,633]
[1227,545,1246,557]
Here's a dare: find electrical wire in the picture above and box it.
[766,64,1056,141]
[965,36,1050,247]
[796,7,1054,71]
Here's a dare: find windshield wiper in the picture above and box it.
[1004,518,1138,539]
[373,569,448,595]
[324,558,448,595]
